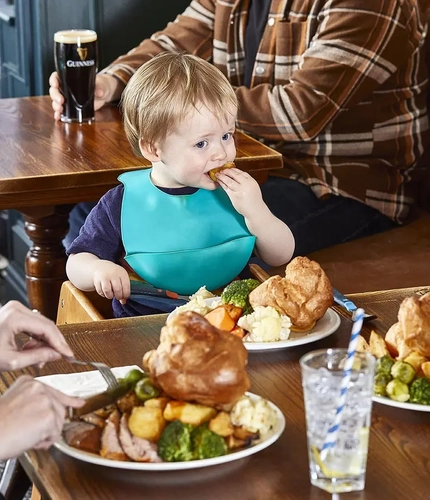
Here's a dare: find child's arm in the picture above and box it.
[66,252,131,304]
[216,169,295,266]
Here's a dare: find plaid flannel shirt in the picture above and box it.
[101,0,429,222]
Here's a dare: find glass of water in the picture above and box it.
[300,348,375,493]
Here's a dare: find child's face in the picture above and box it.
[150,103,237,189]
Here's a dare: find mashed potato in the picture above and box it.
[238,306,292,342]
[230,395,278,435]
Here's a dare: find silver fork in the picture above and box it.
[65,357,120,391]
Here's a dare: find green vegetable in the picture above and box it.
[409,377,430,405]
[158,421,195,462]
[386,379,410,402]
[221,279,260,315]
[390,360,416,385]
[373,373,392,397]
[191,425,227,460]
[124,368,146,386]
[134,377,160,401]
[375,355,395,376]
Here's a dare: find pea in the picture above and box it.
[135,377,160,401]
[124,369,146,386]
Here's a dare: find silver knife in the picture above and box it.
[68,383,130,419]
[333,288,376,321]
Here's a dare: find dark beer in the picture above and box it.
[54,30,98,123]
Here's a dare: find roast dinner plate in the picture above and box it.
[372,395,430,412]
[168,298,341,352]
[38,367,286,471]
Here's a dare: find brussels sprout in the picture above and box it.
[124,368,146,386]
[386,379,410,402]
[375,355,395,376]
[134,377,160,401]
[390,360,416,385]
[373,373,392,397]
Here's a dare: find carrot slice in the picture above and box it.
[204,306,236,332]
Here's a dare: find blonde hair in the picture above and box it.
[121,52,238,157]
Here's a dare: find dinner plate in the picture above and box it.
[40,368,285,471]
[168,298,341,352]
[372,395,430,412]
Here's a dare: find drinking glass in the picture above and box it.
[54,29,98,123]
[300,348,375,493]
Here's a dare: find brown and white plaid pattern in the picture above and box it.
[101,0,429,222]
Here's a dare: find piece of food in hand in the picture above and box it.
[221,279,260,315]
[128,406,166,442]
[163,401,217,426]
[143,311,250,409]
[208,161,235,181]
[249,257,332,331]
[369,330,391,358]
[398,292,430,357]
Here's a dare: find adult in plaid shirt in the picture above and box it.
[50,0,429,257]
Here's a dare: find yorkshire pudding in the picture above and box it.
[248,256,333,331]
[143,311,250,409]
[398,292,430,357]
[208,161,235,181]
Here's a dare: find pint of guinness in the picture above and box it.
[54,30,98,123]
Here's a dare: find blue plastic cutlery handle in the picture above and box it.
[333,288,357,313]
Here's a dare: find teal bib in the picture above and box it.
[119,169,255,294]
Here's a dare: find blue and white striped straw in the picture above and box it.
[320,308,365,460]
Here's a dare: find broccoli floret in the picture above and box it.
[221,279,260,315]
[191,425,227,460]
[373,372,392,397]
[375,355,395,376]
[409,377,430,405]
[157,421,194,462]
[386,379,410,402]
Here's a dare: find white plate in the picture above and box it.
[41,368,285,471]
[372,395,430,412]
[168,298,341,352]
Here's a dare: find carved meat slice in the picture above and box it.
[100,409,127,461]
[118,414,161,462]
[63,421,102,455]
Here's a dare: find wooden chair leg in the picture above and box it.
[0,458,31,500]
[30,486,41,500]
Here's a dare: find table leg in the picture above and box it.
[19,205,73,320]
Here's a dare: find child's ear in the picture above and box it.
[139,139,161,162]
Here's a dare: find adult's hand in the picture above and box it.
[0,375,84,460]
[49,71,124,120]
[0,301,74,371]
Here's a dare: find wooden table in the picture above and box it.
[0,96,282,319]
[1,286,429,500]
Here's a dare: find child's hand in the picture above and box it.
[216,168,264,218]
[92,261,131,304]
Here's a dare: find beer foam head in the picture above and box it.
[121,52,238,158]
[54,30,97,44]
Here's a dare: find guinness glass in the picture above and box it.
[54,30,98,123]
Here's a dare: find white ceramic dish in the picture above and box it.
[168,298,341,352]
[372,395,430,412]
[38,368,285,471]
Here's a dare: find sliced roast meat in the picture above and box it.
[100,409,128,461]
[63,421,102,455]
[119,414,161,462]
